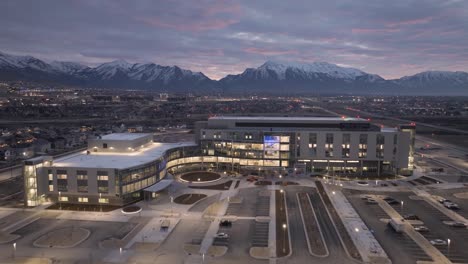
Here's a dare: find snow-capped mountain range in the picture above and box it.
[0,51,212,91]
[0,51,467,95]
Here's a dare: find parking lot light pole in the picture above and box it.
[401,201,404,215]
[280,190,284,211]
[99,193,102,212]
[282,223,287,253]
[447,238,451,260]
[59,191,62,210]
[170,196,174,215]
[12,242,16,259]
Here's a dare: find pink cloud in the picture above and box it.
[139,17,238,32]
[351,28,400,34]
[243,47,298,56]
[386,17,433,27]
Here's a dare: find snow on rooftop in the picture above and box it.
[100,133,151,141]
[52,142,196,169]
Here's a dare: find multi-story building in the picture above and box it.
[24,116,415,207]
[195,116,414,176]
[24,133,195,207]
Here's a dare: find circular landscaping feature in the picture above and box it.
[180,171,221,183]
[121,205,142,214]
[174,193,207,205]
[33,227,90,248]
[275,181,299,186]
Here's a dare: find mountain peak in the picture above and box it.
[99,59,133,69]
[255,60,369,80]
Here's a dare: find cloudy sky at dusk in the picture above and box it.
[0,0,467,80]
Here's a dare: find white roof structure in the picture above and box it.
[100,133,151,141]
[52,142,196,169]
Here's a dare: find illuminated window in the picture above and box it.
[78,197,88,203]
[97,175,109,181]
[59,196,68,202]
[99,198,109,204]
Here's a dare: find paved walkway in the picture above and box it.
[324,183,390,264]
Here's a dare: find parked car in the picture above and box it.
[451,222,467,228]
[361,195,373,200]
[215,233,229,239]
[438,198,451,204]
[404,214,420,220]
[366,198,378,204]
[430,239,447,246]
[444,202,460,210]
[219,220,232,227]
[357,181,369,186]
[386,199,400,205]
[414,226,429,232]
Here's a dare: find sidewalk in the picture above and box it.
[324,183,390,264]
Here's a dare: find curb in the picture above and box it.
[316,182,363,263]
[281,189,292,258]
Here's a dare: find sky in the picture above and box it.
[0,0,467,80]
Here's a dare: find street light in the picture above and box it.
[58,191,62,210]
[332,191,336,195]
[99,193,102,212]
[355,227,359,233]
[282,223,287,253]
[401,201,404,215]
[447,238,451,260]
[12,242,16,259]
[170,196,174,215]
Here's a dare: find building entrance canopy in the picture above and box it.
[144,179,173,192]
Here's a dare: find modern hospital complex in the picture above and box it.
[23,116,415,207]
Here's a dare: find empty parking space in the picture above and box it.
[251,221,269,247]
[187,221,210,245]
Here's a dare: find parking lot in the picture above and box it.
[389,193,468,264]
[219,219,267,264]
[225,188,260,217]
[344,189,432,264]
[430,187,468,219]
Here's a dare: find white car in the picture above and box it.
[444,202,460,209]
[366,198,378,204]
[215,233,229,239]
[414,226,429,232]
[430,239,448,246]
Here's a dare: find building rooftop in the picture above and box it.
[100,133,152,141]
[52,142,196,169]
